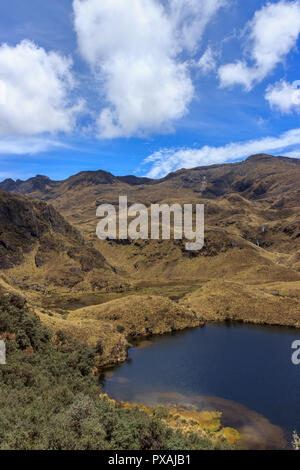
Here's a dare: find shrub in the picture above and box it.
[0,286,235,451]
[116,325,125,333]
[293,431,300,450]
[95,340,104,355]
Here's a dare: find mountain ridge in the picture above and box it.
[2,153,300,196]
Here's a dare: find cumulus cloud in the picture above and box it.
[219,1,300,90]
[197,47,217,74]
[265,80,300,113]
[0,40,83,136]
[73,0,226,138]
[143,128,300,177]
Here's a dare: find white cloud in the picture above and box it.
[197,47,217,74]
[219,1,300,90]
[283,149,300,157]
[0,136,70,155]
[95,56,193,138]
[143,128,300,177]
[265,79,300,112]
[0,40,83,136]
[219,61,256,90]
[73,0,226,138]
[170,0,228,53]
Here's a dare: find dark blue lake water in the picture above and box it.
[103,323,300,449]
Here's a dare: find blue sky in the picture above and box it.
[0,0,300,181]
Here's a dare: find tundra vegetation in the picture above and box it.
[0,287,234,450]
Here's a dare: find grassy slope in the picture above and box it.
[35,294,202,367]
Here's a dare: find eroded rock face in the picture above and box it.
[0,190,78,268]
[0,190,82,264]
[0,191,113,292]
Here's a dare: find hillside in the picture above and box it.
[0,190,119,295]
[0,154,300,330]
[2,154,299,254]
[36,295,203,367]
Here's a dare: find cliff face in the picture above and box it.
[0,190,117,292]
[0,190,82,269]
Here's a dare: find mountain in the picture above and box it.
[0,175,59,194]
[0,154,300,328]
[0,190,118,294]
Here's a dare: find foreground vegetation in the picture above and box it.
[0,287,234,450]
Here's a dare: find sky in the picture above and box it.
[0,0,300,181]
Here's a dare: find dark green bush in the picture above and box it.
[95,339,104,355]
[116,325,125,333]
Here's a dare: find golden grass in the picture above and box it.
[35,294,202,367]
[181,280,300,327]
[68,294,201,336]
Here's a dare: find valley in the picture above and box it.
[0,154,299,450]
[0,153,299,344]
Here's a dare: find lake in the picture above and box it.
[103,323,300,449]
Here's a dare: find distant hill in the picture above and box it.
[0,174,59,194]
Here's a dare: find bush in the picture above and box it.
[0,286,235,450]
[116,325,125,333]
[95,339,104,355]
[293,431,300,450]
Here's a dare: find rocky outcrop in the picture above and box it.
[0,190,82,269]
[0,190,115,292]
[0,175,58,195]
